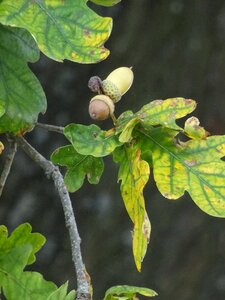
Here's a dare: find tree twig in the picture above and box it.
[0,137,17,197]
[36,122,64,134]
[14,136,91,300]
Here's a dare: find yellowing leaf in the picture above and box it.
[118,118,140,143]
[184,116,209,140]
[137,126,225,217]
[0,0,112,63]
[113,144,150,271]
[136,98,196,130]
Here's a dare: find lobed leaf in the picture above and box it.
[136,98,196,130]
[0,223,45,265]
[113,144,150,271]
[0,0,112,63]
[137,126,225,217]
[51,145,104,192]
[115,98,196,144]
[0,25,46,134]
[0,225,75,299]
[0,246,57,300]
[64,124,121,157]
[90,0,121,7]
[104,285,158,300]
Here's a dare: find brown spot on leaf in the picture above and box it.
[92,132,98,138]
[184,159,197,166]
[138,112,147,119]
[83,28,91,38]
[185,98,196,107]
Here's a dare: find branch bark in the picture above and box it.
[36,122,64,134]
[0,137,17,197]
[15,136,91,300]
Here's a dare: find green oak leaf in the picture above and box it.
[0,245,57,300]
[104,285,158,300]
[0,0,112,63]
[136,98,196,130]
[184,116,209,140]
[47,282,76,300]
[0,225,75,300]
[90,0,121,7]
[51,145,104,192]
[0,223,45,265]
[0,25,46,134]
[137,126,225,217]
[64,124,122,157]
[113,144,151,271]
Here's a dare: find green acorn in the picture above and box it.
[101,67,134,103]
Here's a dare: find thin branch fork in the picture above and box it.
[14,136,91,300]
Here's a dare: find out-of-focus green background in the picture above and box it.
[1,1,225,299]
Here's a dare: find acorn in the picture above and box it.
[101,67,134,102]
[88,95,115,121]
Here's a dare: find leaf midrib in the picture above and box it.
[138,128,225,205]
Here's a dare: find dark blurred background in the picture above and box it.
[1,1,225,299]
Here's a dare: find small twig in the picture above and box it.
[0,137,17,197]
[14,136,91,300]
[36,122,64,134]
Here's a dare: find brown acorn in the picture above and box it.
[88,95,115,121]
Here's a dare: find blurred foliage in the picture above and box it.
[1,1,225,300]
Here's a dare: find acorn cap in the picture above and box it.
[101,80,121,103]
